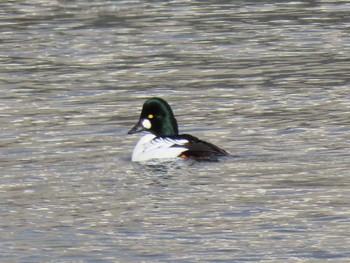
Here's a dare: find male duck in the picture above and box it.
[128,97,229,162]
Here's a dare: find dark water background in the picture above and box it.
[1,1,350,262]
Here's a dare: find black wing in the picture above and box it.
[177,134,229,161]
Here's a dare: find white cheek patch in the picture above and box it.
[142,119,152,129]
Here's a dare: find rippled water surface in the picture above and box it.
[1,1,350,262]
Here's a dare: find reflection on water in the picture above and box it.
[1,0,350,262]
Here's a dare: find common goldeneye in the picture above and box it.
[128,97,229,162]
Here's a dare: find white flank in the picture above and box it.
[131,134,188,162]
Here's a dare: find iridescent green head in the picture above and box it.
[128,97,179,136]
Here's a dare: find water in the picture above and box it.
[1,1,350,262]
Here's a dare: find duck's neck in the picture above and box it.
[160,117,178,136]
[151,115,178,137]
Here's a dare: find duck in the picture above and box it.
[127,97,229,162]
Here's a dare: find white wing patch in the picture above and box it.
[151,137,188,146]
[131,135,188,162]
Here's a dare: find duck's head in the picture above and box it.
[128,97,179,136]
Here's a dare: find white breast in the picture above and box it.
[131,134,188,162]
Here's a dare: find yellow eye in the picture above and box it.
[148,114,154,119]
